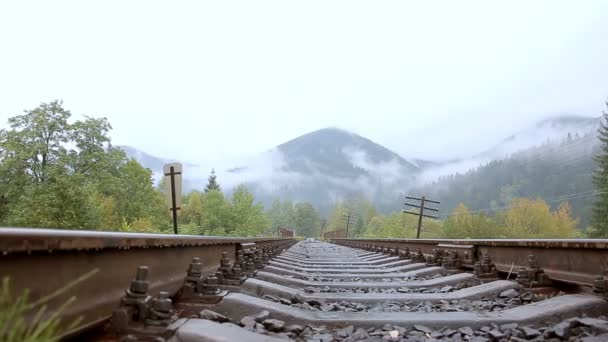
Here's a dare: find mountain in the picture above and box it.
[414,115,600,183]
[230,128,420,213]
[118,145,169,173]
[477,115,599,160]
[119,115,602,223]
[117,145,201,191]
[415,129,599,228]
[276,128,418,177]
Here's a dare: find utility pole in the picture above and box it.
[320,219,327,239]
[163,163,183,235]
[341,212,356,239]
[403,195,440,239]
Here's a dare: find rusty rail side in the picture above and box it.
[0,228,295,335]
[331,238,608,287]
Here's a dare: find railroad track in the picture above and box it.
[2,229,608,341]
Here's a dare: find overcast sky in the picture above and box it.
[1,1,607,165]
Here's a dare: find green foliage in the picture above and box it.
[6,173,101,229]
[0,101,169,232]
[591,103,608,237]
[357,211,441,239]
[266,199,287,230]
[200,190,230,234]
[204,169,221,193]
[442,204,498,238]
[416,133,597,229]
[228,184,269,236]
[178,185,269,237]
[325,197,379,238]
[442,198,578,238]
[293,202,320,238]
[328,196,578,239]
[0,269,98,342]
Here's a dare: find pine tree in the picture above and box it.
[591,102,608,237]
[204,169,221,193]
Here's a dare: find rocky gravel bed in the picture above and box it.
[300,282,469,294]
[286,272,447,283]
[287,274,436,282]
[198,309,608,341]
[261,289,546,313]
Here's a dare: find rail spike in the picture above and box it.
[216,252,246,286]
[593,269,608,299]
[516,254,552,287]
[474,250,498,281]
[399,247,411,260]
[426,248,443,266]
[111,266,177,338]
[177,257,228,302]
[441,250,461,274]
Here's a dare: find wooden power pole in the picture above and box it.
[341,213,356,239]
[403,195,440,238]
[320,219,327,239]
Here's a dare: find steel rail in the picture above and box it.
[0,227,295,336]
[331,238,608,287]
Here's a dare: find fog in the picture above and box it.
[1,1,607,167]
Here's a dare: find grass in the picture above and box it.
[0,269,99,342]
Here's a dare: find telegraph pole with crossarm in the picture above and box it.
[342,212,356,239]
[403,195,440,239]
[320,219,327,240]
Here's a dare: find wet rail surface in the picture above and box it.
[2,230,608,341]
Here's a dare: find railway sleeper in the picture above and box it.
[265,261,419,274]
[107,240,608,341]
[207,292,606,329]
[254,270,481,290]
[241,278,523,304]
[269,258,412,270]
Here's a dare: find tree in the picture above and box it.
[182,191,204,226]
[294,202,320,237]
[6,172,101,229]
[0,101,169,232]
[67,116,112,176]
[591,102,608,237]
[266,199,297,233]
[326,201,350,235]
[111,159,167,228]
[228,184,268,237]
[360,216,386,238]
[442,203,498,238]
[3,100,70,184]
[204,169,221,193]
[553,202,578,237]
[200,190,230,234]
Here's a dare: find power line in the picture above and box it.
[341,212,356,239]
[320,219,327,239]
[445,189,608,217]
[403,195,440,238]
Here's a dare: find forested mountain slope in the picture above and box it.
[232,128,419,213]
[416,132,598,227]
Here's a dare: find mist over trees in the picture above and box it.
[0,101,168,231]
[414,132,597,228]
[0,100,602,239]
[591,102,608,237]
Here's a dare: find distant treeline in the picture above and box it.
[1,100,606,239]
[414,132,597,229]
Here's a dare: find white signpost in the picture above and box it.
[163,163,183,234]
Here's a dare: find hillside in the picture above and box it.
[232,128,420,213]
[118,145,201,192]
[119,115,602,223]
[416,132,598,227]
[275,128,418,177]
